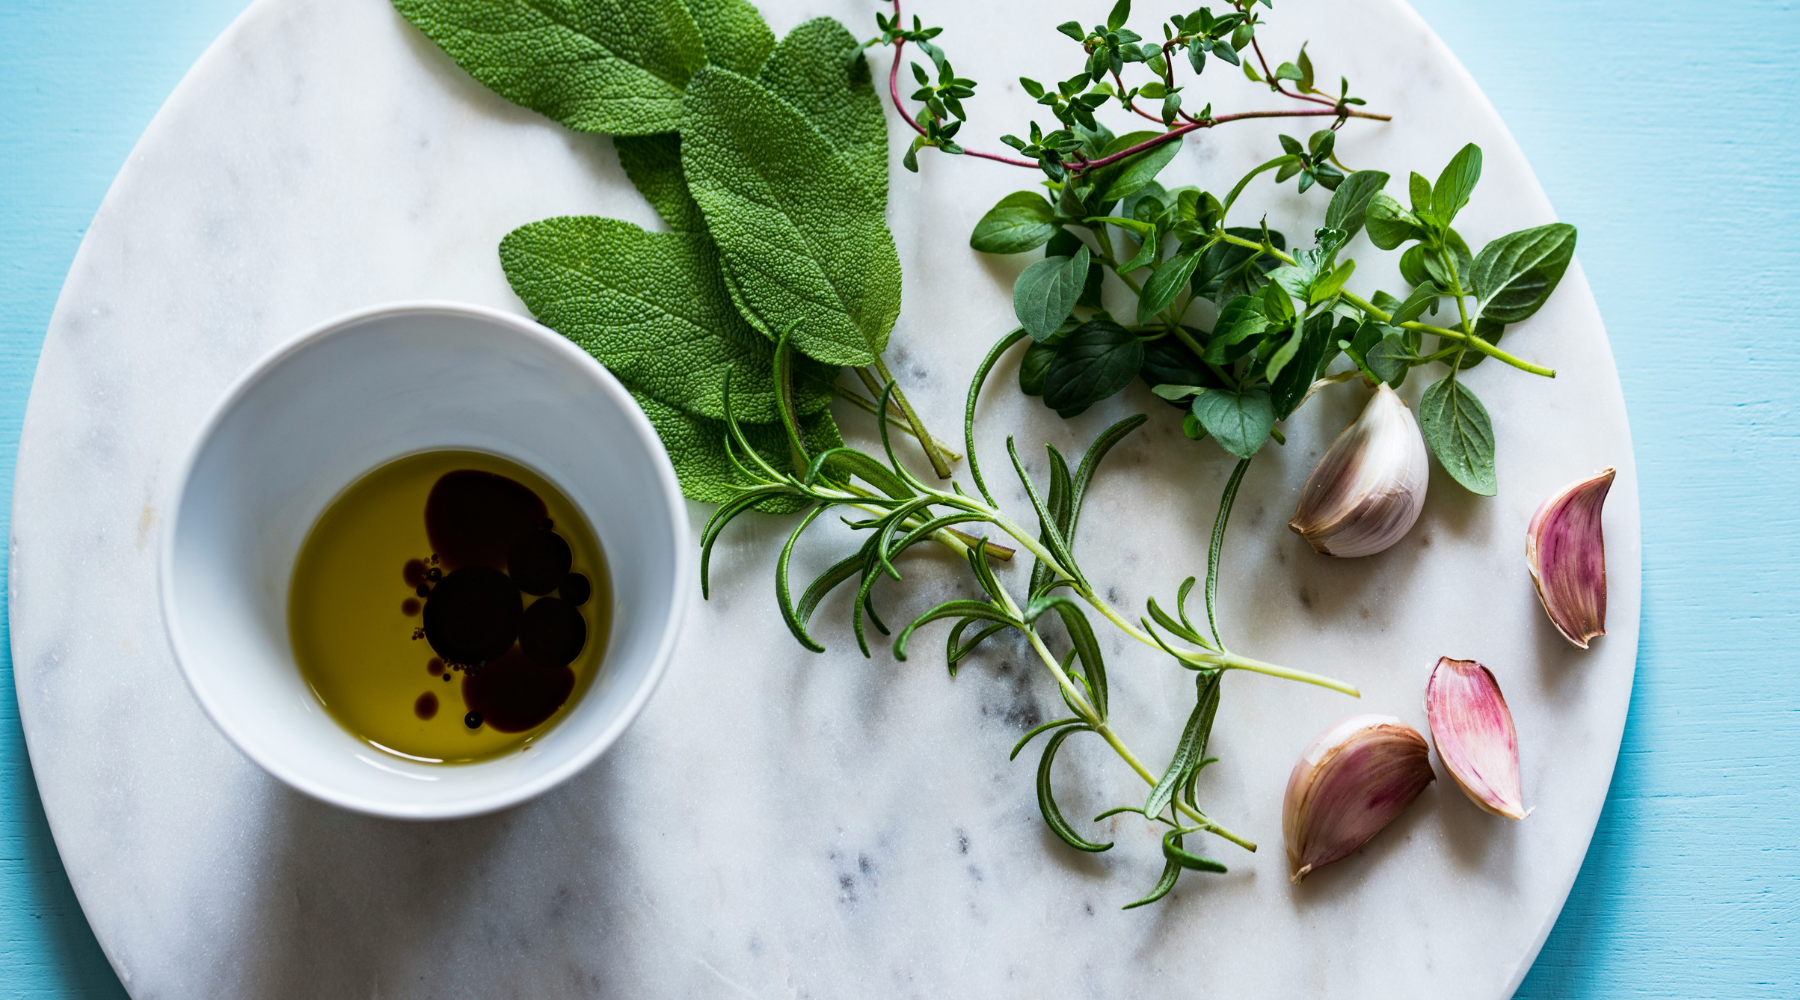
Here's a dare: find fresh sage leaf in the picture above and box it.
[681,66,902,365]
[1015,245,1091,342]
[501,217,834,424]
[1042,319,1144,416]
[392,0,705,135]
[971,192,1060,254]
[1191,387,1275,459]
[758,18,887,210]
[1471,222,1577,324]
[614,134,705,233]
[1419,376,1498,495]
[635,390,838,512]
[685,0,774,75]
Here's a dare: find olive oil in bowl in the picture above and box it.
[289,451,611,764]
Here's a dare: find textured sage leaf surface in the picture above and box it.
[681,66,902,366]
[1472,222,1577,324]
[971,192,1059,254]
[758,18,887,210]
[683,0,774,75]
[500,216,833,424]
[633,391,837,512]
[614,133,706,232]
[391,0,704,135]
[1419,376,1498,495]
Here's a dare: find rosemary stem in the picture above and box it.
[1000,585,1258,852]
[828,379,964,459]
[868,358,954,478]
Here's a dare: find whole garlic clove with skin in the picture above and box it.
[1288,383,1429,558]
[1426,657,1527,819]
[1527,468,1615,648]
[1283,714,1435,883]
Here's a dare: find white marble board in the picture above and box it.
[11,0,1640,996]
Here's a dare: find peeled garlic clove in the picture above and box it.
[1426,657,1526,819]
[1526,468,1614,648]
[1283,714,1435,883]
[1289,383,1429,557]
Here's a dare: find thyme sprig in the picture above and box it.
[702,325,1357,906]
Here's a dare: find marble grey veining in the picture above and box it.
[11,0,1639,996]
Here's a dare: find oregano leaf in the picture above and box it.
[1014,245,1091,342]
[1419,376,1498,495]
[1471,222,1577,324]
[971,191,1060,254]
[1191,387,1274,459]
[1041,319,1144,416]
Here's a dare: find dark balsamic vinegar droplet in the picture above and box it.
[558,572,591,607]
[415,691,439,720]
[421,566,521,665]
[461,647,574,733]
[427,657,444,676]
[425,470,547,571]
[464,711,483,729]
[402,598,421,617]
[508,530,572,595]
[519,597,586,668]
[403,559,428,586]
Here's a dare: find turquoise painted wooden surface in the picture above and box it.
[1,0,1794,995]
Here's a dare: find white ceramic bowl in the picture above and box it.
[161,302,690,819]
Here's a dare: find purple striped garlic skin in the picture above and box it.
[1526,468,1615,649]
[1282,714,1435,883]
[1426,657,1527,820]
[1288,383,1429,558]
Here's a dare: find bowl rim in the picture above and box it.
[158,300,692,820]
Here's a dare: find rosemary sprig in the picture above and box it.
[702,326,1358,906]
